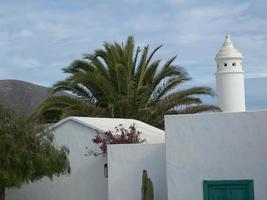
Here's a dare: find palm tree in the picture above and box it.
[34,36,219,128]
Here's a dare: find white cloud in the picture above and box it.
[0,0,267,88]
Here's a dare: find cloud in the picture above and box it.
[0,0,266,87]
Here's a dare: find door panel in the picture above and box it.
[203,180,254,200]
[209,188,227,200]
[228,187,248,200]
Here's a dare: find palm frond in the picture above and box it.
[35,36,219,128]
[63,60,95,74]
[135,46,149,89]
[146,45,162,66]
[168,104,221,114]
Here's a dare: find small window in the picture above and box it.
[224,63,227,67]
[217,64,219,68]
[232,62,236,66]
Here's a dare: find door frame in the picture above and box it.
[203,180,254,200]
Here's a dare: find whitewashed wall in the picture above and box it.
[7,120,108,200]
[165,111,267,200]
[108,143,167,200]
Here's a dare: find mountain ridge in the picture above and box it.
[0,79,62,114]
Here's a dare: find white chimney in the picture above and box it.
[215,34,246,112]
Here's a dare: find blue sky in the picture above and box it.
[0,0,267,108]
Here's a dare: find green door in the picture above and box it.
[203,180,254,200]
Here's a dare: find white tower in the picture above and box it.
[215,34,246,112]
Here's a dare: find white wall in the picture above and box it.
[108,143,167,200]
[165,111,267,200]
[7,120,108,200]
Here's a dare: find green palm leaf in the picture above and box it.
[34,36,220,128]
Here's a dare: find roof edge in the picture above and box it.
[51,117,165,135]
[51,117,105,133]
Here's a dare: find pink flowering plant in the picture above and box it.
[86,124,145,156]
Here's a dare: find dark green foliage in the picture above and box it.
[34,36,220,128]
[0,105,70,199]
[142,169,154,200]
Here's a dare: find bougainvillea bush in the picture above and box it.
[86,124,145,156]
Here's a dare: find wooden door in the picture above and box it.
[203,180,254,200]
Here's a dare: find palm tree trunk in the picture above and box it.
[111,105,114,118]
[0,189,5,200]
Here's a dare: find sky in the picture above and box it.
[0,0,266,109]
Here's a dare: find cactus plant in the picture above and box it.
[142,169,154,200]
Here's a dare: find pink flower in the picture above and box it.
[89,124,145,156]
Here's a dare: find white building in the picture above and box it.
[7,35,266,200]
[165,111,267,200]
[108,35,266,200]
[7,117,164,200]
[215,34,246,112]
[107,110,267,200]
